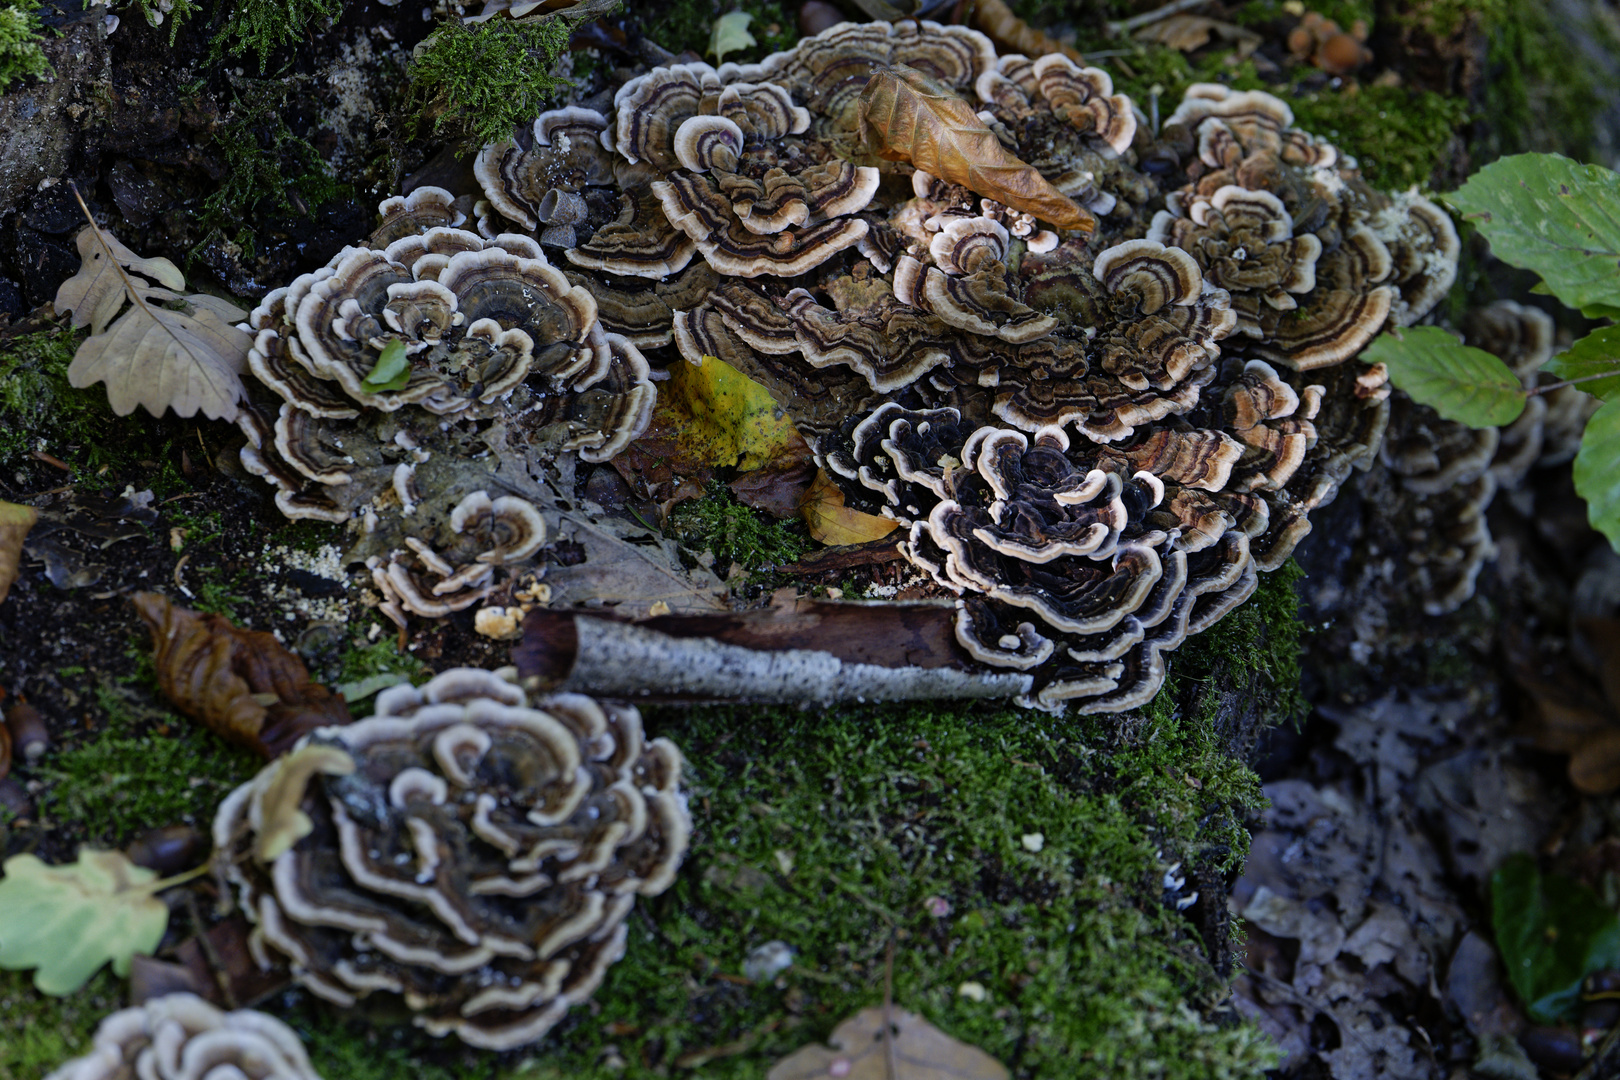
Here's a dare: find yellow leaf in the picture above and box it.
[799,469,899,546]
[0,500,38,607]
[709,10,755,63]
[663,353,803,472]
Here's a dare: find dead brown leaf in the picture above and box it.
[767,1006,1009,1080]
[729,440,817,520]
[0,501,38,607]
[857,65,1094,233]
[800,469,899,546]
[130,592,351,759]
[55,201,251,423]
[542,506,731,616]
[1133,14,1262,57]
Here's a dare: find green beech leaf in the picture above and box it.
[1546,326,1620,401]
[361,338,411,393]
[1361,326,1526,428]
[1583,302,1620,321]
[1492,852,1620,1023]
[709,10,755,62]
[0,849,169,995]
[1449,154,1620,313]
[1575,397,1620,553]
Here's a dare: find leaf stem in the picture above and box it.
[1527,371,1620,396]
[140,863,212,896]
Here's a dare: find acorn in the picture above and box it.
[5,701,48,764]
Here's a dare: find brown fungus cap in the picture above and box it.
[212,668,689,1051]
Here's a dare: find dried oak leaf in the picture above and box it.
[56,224,251,423]
[130,591,351,759]
[858,65,1094,234]
[800,468,900,546]
[0,849,169,995]
[54,227,186,336]
[768,1006,1009,1080]
[0,500,38,607]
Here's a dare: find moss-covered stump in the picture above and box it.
[0,563,1301,1080]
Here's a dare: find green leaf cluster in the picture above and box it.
[359,338,410,393]
[1492,853,1620,1023]
[1443,152,1620,550]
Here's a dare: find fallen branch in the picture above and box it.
[515,604,1033,705]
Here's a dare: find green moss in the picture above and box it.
[212,0,342,71]
[407,17,577,147]
[1233,0,1373,28]
[0,326,187,483]
[189,565,249,621]
[36,680,259,848]
[1290,83,1467,190]
[1475,0,1604,163]
[0,970,122,1080]
[666,485,811,574]
[256,697,1279,1079]
[193,85,349,260]
[0,0,49,93]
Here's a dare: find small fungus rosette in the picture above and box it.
[212,668,689,1051]
[235,215,655,624]
[44,993,321,1080]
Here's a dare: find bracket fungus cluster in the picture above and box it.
[212,668,689,1050]
[1379,301,1596,615]
[234,195,655,624]
[44,993,321,1080]
[461,18,1454,711]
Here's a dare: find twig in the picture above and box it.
[1108,0,1212,35]
[68,184,203,365]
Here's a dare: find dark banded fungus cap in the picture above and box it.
[211,669,689,1051]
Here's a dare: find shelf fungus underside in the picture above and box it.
[213,669,690,1051]
[236,20,1457,714]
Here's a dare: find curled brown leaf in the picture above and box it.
[858,65,1094,234]
[130,592,350,759]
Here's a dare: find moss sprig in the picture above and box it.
[0,0,49,93]
[406,17,576,148]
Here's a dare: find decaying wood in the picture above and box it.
[858,65,1095,233]
[515,602,1034,704]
